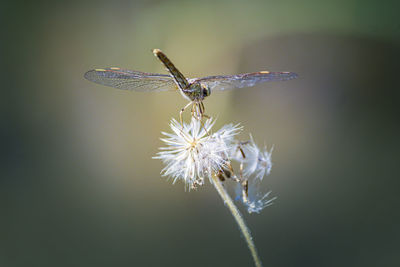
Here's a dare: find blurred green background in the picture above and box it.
[1,0,400,266]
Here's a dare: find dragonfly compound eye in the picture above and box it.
[202,85,211,97]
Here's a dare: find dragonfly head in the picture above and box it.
[201,84,211,98]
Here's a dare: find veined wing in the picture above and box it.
[84,68,178,92]
[192,71,298,91]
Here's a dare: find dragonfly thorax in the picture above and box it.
[182,82,211,101]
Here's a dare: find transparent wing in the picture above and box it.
[192,71,298,91]
[84,68,178,92]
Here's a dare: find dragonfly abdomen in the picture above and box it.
[153,49,189,90]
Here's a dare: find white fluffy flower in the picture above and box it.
[154,117,241,189]
[231,135,275,213]
[241,181,277,214]
[238,135,273,181]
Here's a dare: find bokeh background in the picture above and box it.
[2,0,400,266]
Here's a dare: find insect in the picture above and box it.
[84,49,298,124]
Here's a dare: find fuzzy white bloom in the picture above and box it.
[234,135,273,181]
[154,117,241,189]
[231,135,276,213]
[240,181,277,214]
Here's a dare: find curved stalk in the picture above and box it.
[211,174,263,267]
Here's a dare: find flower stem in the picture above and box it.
[211,174,263,267]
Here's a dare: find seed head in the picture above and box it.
[154,117,241,190]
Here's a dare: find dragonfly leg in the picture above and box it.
[200,101,205,115]
[191,101,201,120]
[195,101,211,136]
[198,101,204,119]
[199,115,210,136]
[193,101,206,120]
[199,101,210,119]
[180,101,193,128]
[191,102,196,118]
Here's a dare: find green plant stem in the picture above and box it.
[211,175,263,267]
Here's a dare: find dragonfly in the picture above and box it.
[84,49,297,123]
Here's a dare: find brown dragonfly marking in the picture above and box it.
[84,49,298,123]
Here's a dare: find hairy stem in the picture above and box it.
[211,174,263,267]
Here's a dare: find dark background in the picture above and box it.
[1,0,400,266]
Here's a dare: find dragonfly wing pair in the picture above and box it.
[84,68,298,92]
